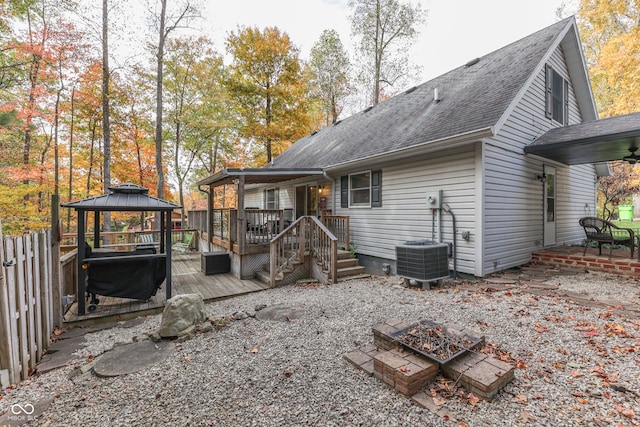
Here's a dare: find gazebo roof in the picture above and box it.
[62,183,181,212]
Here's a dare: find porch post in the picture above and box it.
[237,175,245,255]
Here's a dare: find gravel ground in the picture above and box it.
[1,271,640,427]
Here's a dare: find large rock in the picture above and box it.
[159,293,206,337]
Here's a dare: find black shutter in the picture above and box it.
[341,176,348,208]
[545,64,553,119]
[371,170,382,207]
[563,79,569,125]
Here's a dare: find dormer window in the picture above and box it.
[545,64,569,125]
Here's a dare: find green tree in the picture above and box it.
[164,35,226,225]
[309,29,351,126]
[226,26,311,164]
[349,0,426,105]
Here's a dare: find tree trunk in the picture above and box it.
[155,0,167,202]
[102,0,112,236]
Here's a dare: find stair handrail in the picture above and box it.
[269,216,307,287]
[307,216,338,284]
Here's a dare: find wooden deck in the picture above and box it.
[63,253,270,326]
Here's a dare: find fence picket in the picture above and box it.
[3,238,21,382]
[39,231,52,349]
[31,233,44,361]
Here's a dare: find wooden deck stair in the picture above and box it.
[255,249,366,285]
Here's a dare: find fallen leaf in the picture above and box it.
[399,366,410,372]
[614,403,635,419]
[584,331,599,337]
[515,395,528,404]
[458,422,469,427]
[495,371,502,377]
[577,398,588,404]
[570,370,582,378]
[572,403,583,410]
[87,355,94,361]
[432,397,447,406]
[285,315,291,322]
[184,355,191,362]
[468,393,480,406]
[571,391,585,397]
[430,388,437,397]
[283,370,292,378]
[250,347,259,353]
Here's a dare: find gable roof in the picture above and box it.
[270,17,581,170]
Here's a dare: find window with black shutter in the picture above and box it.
[545,64,569,125]
[340,170,382,208]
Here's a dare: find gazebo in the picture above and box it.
[62,183,182,315]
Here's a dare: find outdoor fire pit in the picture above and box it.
[390,319,482,363]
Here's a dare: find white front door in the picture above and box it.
[543,166,556,246]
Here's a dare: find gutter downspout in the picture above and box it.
[197,184,212,252]
[442,202,458,279]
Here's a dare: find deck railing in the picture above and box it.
[322,215,350,250]
[269,216,338,286]
[61,229,197,253]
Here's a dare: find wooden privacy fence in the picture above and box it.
[0,227,54,388]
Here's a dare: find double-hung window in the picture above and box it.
[545,64,569,125]
[350,172,371,206]
[340,170,382,208]
[263,188,279,209]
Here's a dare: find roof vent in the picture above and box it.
[465,57,480,67]
[334,120,342,126]
[434,87,440,103]
[364,106,373,113]
[405,86,417,94]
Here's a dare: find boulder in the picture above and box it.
[159,293,206,338]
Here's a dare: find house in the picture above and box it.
[197,17,640,283]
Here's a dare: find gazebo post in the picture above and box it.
[165,210,172,299]
[93,211,100,248]
[77,210,86,316]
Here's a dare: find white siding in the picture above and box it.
[332,146,478,275]
[484,45,596,274]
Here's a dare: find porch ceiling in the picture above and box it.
[525,112,640,165]
[196,168,325,187]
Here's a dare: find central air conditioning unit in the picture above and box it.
[395,240,449,282]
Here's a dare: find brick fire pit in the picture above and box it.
[344,319,515,405]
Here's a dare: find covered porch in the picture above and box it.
[196,168,355,285]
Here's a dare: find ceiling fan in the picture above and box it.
[623,146,640,164]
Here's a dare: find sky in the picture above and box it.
[197,0,571,82]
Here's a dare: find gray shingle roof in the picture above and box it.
[271,18,573,170]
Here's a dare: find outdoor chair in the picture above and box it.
[579,216,635,259]
[173,232,194,253]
